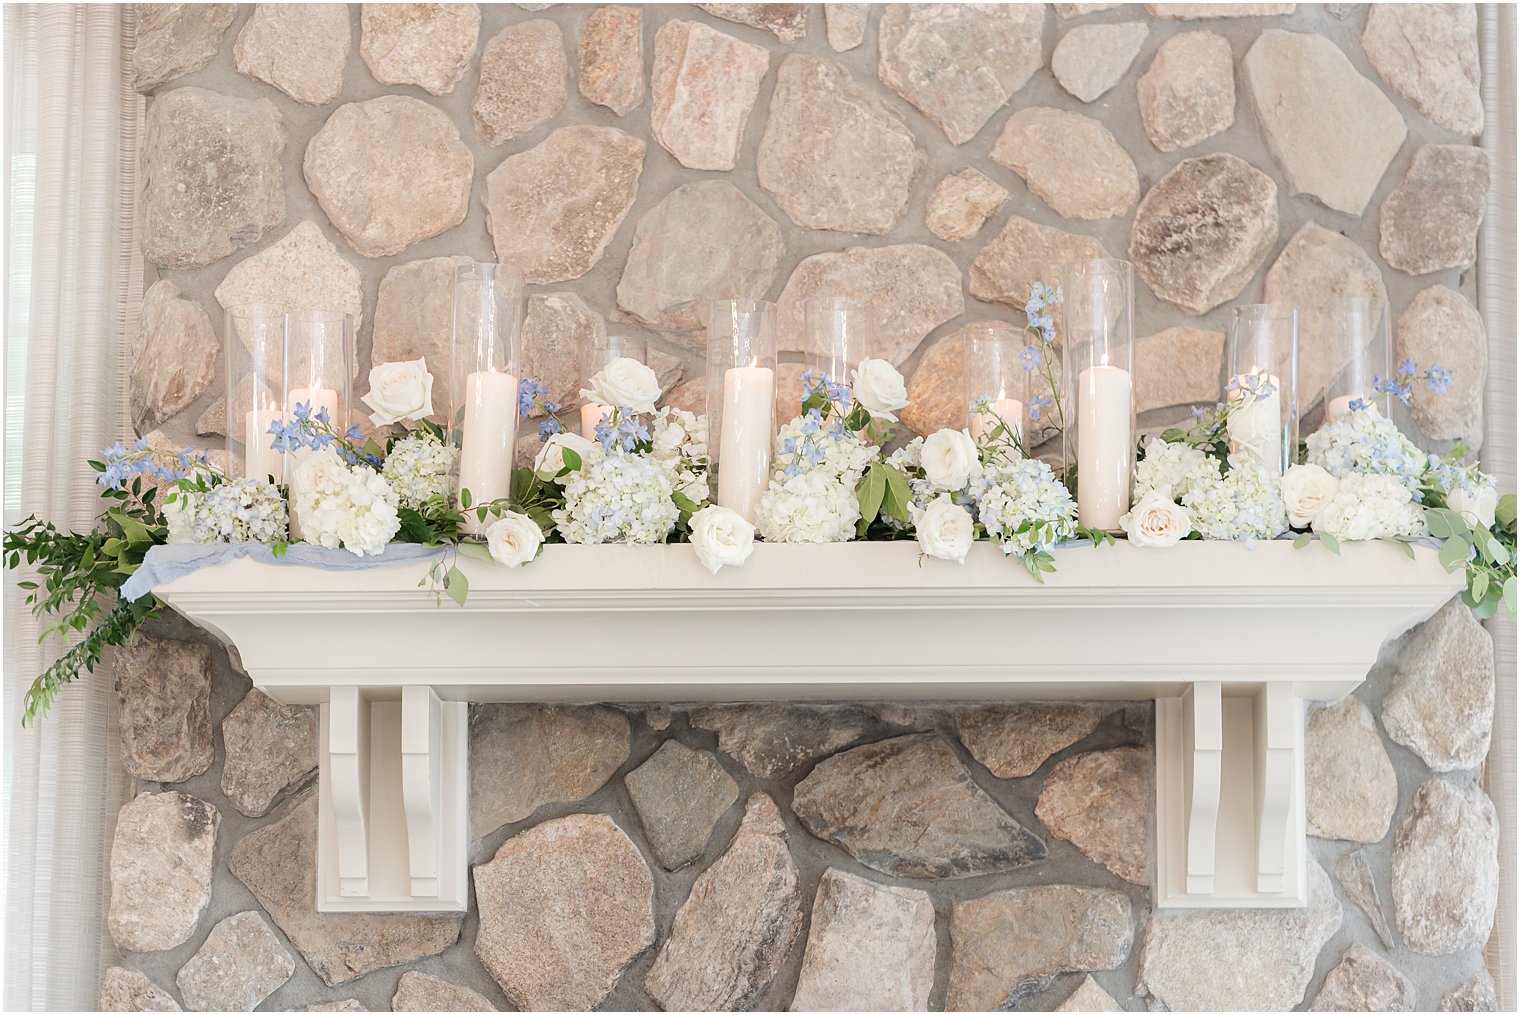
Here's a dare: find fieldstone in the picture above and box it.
[616,180,782,344]
[360,4,480,96]
[790,869,937,1012]
[1398,285,1488,448]
[1394,779,1499,955]
[1135,327,1225,413]
[992,107,1139,220]
[664,377,706,416]
[650,20,768,171]
[776,245,961,366]
[971,215,1111,309]
[1309,943,1416,1012]
[950,703,1112,779]
[522,292,607,415]
[133,5,235,92]
[1305,696,1397,842]
[304,96,473,258]
[1137,860,1342,1011]
[824,3,868,50]
[1244,30,1406,216]
[1056,976,1124,1012]
[925,169,1008,243]
[130,280,216,435]
[793,734,1046,879]
[579,6,643,115]
[1380,144,1490,276]
[108,792,217,952]
[1363,4,1482,136]
[230,794,462,986]
[1147,3,1295,15]
[1036,746,1149,884]
[696,3,808,41]
[221,689,317,818]
[946,886,1133,1011]
[1383,598,1494,772]
[469,704,629,837]
[1129,153,1278,316]
[1138,30,1235,152]
[481,125,645,284]
[1336,849,1396,949]
[1442,971,1499,1012]
[234,4,350,106]
[371,255,476,419]
[758,55,924,235]
[176,911,295,1012]
[688,703,885,779]
[294,1003,368,1013]
[116,632,212,783]
[626,741,738,870]
[1052,22,1149,103]
[1056,3,1124,14]
[472,20,568,146]
[215,220,365,342]
[141,87,286,270]
[877,4,1045,145]
[392,972,495,1012]
[100,967,181,1012]
[645,795,803,1010]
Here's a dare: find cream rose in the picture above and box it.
[533,431,596,481]
[850,358,910,422]
[485,511,543,568]
[361,358,435,426]
[910,495,975,563]
[920,428,980,491]
[689,504,755,574]
[1121,491,1193,547]
[1448,483,1499,529]
[582,356,661,414]
[1280,463,1339,529]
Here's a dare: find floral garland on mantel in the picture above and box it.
[4,285,1514,724]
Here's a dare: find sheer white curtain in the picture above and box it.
[3,6,140,1010]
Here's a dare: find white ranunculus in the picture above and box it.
[485,511,543,568]
[534,431,596,481]
[910,495,975,563]
[920,428,980,491]
[361,358,435,426]
[689,504,756,574]
[850,358,910,422]
[1280,463,1340,529]
[1121,491,1193,547]
[582,356,661,414]
[1448,482,1499,529]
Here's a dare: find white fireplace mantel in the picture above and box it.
[155,540,1462,914]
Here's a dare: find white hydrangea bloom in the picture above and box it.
[1312,472,1427,541]
[1182,461,1288,541]
[755,469,861,543]
[381,433,457,510]
[291,450,400,557]
[970,459,1077,557]
[773,412,876,484]
[1305,405,1426,495]
[1133,437,1220,502]
[554,450,679,544]
[650,407,710,506]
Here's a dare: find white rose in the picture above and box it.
[1280,463,1339,529]
[689,504,755,574]
[910,495,975,563]
[1448,483,1499,529]
[361,358,435,426]
[1121,491,1193,547]
[921,428,980,491]
[582,356,661,414]
[850,358,910,422]
[163,489,198,544]
[534,431,596,480]
[485,511,544,568]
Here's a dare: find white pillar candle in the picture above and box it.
[580,402,611,439]
[1327,394,1357,420]
[1076,364,1133,530]
[243,405,284,482]
[971,398,1025,444]
[457,369,519,533]
[717,364,774,524]
[1227,373,1284,476]
[288,385,338,422]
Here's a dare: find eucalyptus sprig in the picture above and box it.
[1426,496,1516,619]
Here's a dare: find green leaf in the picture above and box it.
[671,490,700,526]
[855,464,886,539]
[1496,494,1517,530]
[1503,576,1517,616]
[1319,533,1340,556]
[456,541,493,562]
[1399,539,1416,561]
[107,510,153,546]
[444,565,469,606]
[271,541,288,559]
[1438,536,1471,573]
[1293,532,1312,550]
[880,466,913,524]
[460,487,473,509]
[561,448,582,472]
[1472,570,1490,603]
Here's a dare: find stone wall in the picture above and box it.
[106,3,1501,1012]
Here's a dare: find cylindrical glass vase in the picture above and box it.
[1064,259,1135,531]
[285,309,353,433]
[1226,305,1298,477]
[801,296,874,392]
[961,322,1030,448]
[579,333,646,438]
[225,303,287,483]
[706,299,777,525]
[1325,295,1392,420]
[451,263,524,530]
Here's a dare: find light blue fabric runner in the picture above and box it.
[122,542,447,601]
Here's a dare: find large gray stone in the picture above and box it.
[1383,599,1495,773]
[108,792,218,953]
[1309,943,1416,1012]
[793,734,1046,879]
[625,740,738,870]
[645,795,803,1011]
[141,87,286,270]
[1036,745,1149,884]
[971,215,1110,309]
[824,3,868,50]
[221,688,317,818]
[233,4,350,106]
[175,911,294,1012]
[522,292,607,416]
[758,55,924,235]
[1393,778,1499,955]
[1305,696,1397,843]
[950,703,1112,779]
[133,5,235,92]
[1137,30,1235,152]
[100,967,181,1012]
[925,169,1009,242]
[1147,2,1295,13]
[474,813,653,1011]
[1136,859,1342,1011]
[215,221,365,344]
[1380,145,1490,277]
[1363,3,1483,136]
[1398,285,1488,448]
[1056,976,1124,1012]
[481,125,645,284]
[130,280,217,435]
[1052,22,1149,103]
[116,632,212,783]
[651,20,769,171]
[992,107,1139,220]
[230,794,462,986]
[1129,153,1278,316]
[1336,848,1396,949]
[578,5,643,115]
[370,255,477,420]
[304,96,473,259]
[1243,29,1406,215]
[360,3,480,96]
[946,885,1133,1011]
[695,3,808,41]
[1442,970,1499,1012]
[688,703,886,779]
[877,4,1045,144]
[392,972,496,1012]
[790,868,937,1012]
[471,20,568,146]
[1135,326,1226,413]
